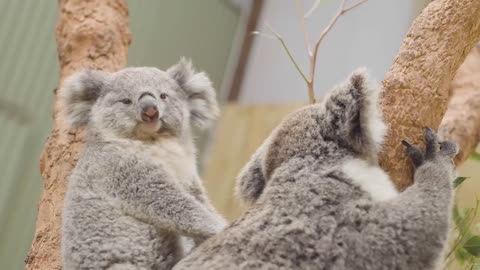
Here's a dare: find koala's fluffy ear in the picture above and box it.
[167,58,219,129]
[235,140,269,205]
[323,68,387,158]
[59,70,110,128]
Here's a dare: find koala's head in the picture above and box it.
[236,69,387,204]
[60,58,219,141]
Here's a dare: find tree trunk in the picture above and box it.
[439,44,480,164]
[25,1,130,269]
[379,0,480,190]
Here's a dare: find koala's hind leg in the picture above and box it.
[345,128,457,270]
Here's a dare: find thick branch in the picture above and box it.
[379,0,480,190]
[439,44,480,164]
[25,1,130,269]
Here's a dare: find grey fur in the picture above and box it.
[60,59,226,270]
[60,69,112,128]
[166,58,219,129]
[235,142,267,205]
[174,69,457,270]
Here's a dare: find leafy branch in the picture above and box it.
[446,155,480,269]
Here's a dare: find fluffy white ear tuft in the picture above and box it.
[322,68,387,159]
[167,58,219,129]
[350,68,387,151]
[59,70,110,128]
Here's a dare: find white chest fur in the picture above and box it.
[115,137,198,186]
[342,158,399,201]
[144,139,198,184]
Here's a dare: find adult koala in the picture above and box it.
[174,70,457,270]
[60,58,227,270]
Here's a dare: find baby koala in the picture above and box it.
[174,70,458,270]
[60,59,227,270]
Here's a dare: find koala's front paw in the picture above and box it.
[194,219,227,246]
[401,127,458,168]
[210,216,228,234]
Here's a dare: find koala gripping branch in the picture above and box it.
[26,1,131,270]
[379,0,480,190]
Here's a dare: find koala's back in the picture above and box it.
[62,144,185,270]
[176,158,435,270]
[175,160,372,270]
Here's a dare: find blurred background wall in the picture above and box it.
[0,1,58,269]
[1,0,479,270]
[236,0,419,104]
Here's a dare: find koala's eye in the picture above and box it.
[120,98,132,105]
[160,93,168,100]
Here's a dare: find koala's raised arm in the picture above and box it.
[104,156,226,241]
[322,72,456,268]
[347,128,457,269]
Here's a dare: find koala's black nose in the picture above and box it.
[141,105,159,122]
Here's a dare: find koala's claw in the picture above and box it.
[402,128,458,168]
[424,127,438,160]
[402,140,424,168]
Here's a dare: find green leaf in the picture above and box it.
[456,247,471,264]
[472,264,480,270]
[472,152,480,161]
[455,177,470,188]
[464,236,480,256]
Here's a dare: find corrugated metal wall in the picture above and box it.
[0,1,59,269]
[128,1,239,90]
[0,1,239,269]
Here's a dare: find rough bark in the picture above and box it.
[379,0,480,190]
[439,44,480,164]
[25,1,130,269]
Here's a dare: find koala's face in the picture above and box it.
[60,59,219,141]
[91,68,189,139]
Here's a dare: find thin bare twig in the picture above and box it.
[253,0,367,104]
[265,24,310,84]
[307,0,368,104]
[313,0,368,61]
[313,0,346,51]
[251,31,276,40]
[296,0,312,54]
[344,0,368,13]
[304,0,328,19]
